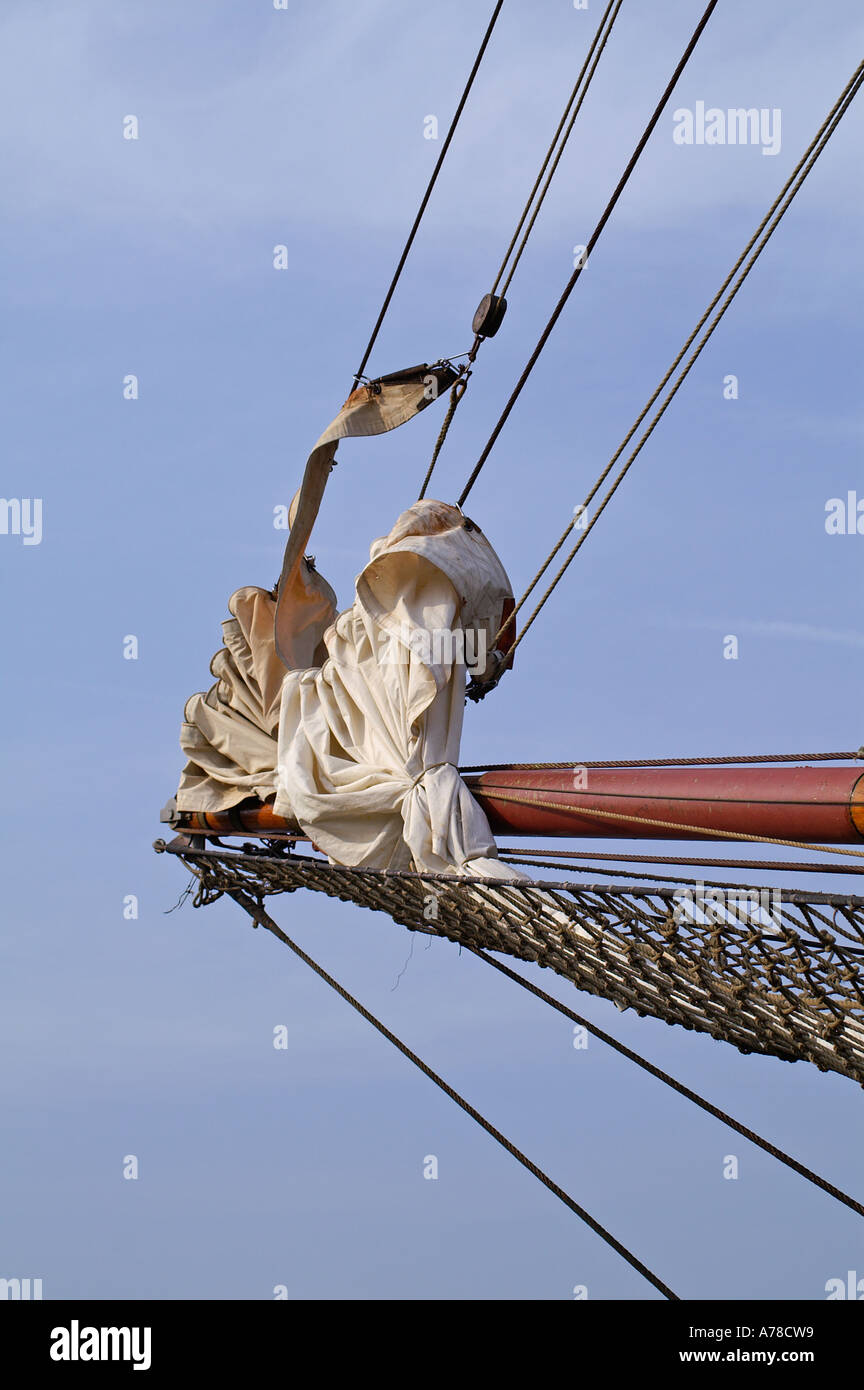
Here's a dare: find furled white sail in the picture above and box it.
[176,370,523,879]
[274,499,523,877]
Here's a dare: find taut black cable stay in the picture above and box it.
[486,58,864,675]
[228,886,680,1300]
[457,0,720,506]
[419,0,624,497]
[351,1,505,390]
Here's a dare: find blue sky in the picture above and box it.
[2,0,864,1300]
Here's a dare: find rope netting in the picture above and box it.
[157,839,864,1088]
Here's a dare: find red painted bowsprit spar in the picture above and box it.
[168,765,864,845]
[463,766,864,843]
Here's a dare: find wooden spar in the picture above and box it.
[465,766,864,843]
[169,802,303,837]
[168,766,864,844]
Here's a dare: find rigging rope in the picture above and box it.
[489,59,864,667]
[498,846,864,878]
[500,856,814,888]
[476,785,864,860]
[418,0,623,497]
[467,946,864,1221]
[457,0,720,506]
[492,0,624,301]
[461,750,864,771]
[418,378,468,499]
[165,838,864,1083]
[351,0,504,389]
[226,885,679,1300]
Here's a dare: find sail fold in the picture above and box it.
[175,368,525,878]
[273,500,523,877]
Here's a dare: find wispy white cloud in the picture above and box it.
[1,0,861,254]
[655,616,864,648]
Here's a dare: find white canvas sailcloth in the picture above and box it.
[175,374,525,881]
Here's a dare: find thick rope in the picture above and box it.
[461,750,864,771]
[492,0,624,299]
[468,946,864,1220]
[418,0,622,496]
[498,846,864,878]
[351,0,504,387]
[475,785,864,860]
[494,60,864,660]
[227,885,679,1300]
[457,0,720,506]
[500,856,812,889]
[418,379,467,499]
